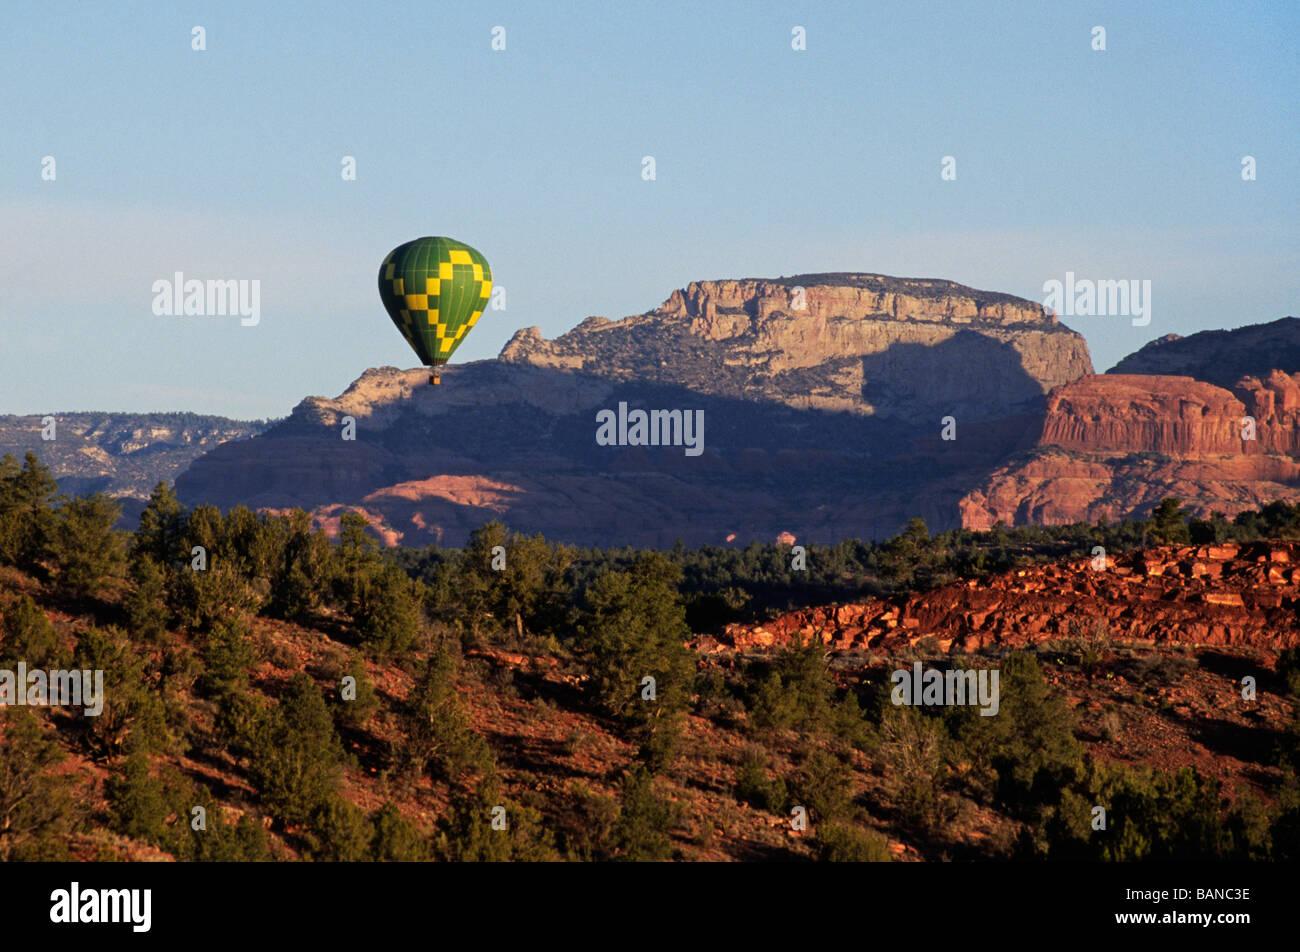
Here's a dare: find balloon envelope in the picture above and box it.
[378,237,492,379]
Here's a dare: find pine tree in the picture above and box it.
[0,452,58,571]
[133,481,186,568]
[48,493,126,599]
[399,648,491,783]
[250,673,346,826]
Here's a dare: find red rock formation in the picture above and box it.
[960,370,1300,528]
[1040,375,1247,456]
[715,541,1300,657]
[1038,373,1300,457]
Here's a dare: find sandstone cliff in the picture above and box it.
[501,274,1092,420]
[1040,372,1300,457]
[959,370,1300,527]
[164,272,1300,546]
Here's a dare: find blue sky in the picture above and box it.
[1,0,1295,419]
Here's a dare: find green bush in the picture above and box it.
[333,656,379,731]
[199,619,257,699]
[0,595,61,668]
[747,636,835,735]
[132,481,186,569]
[877,704,955,831]
[303,795,372,862]
[399,648,492,784]
[945,652,1082,814]
[609,767,676,861]
[816,821,892,862]
[734,745,788,813]
[787,748,855,826]
[124,556,170,643]
[249,673,347,826]
[436,773,556,862]
[576,553,694,728]
[370,802,429,861]
[352,563,425,656]
[0,452,57,572]
[0,709,74,860]
[73,626,171,757]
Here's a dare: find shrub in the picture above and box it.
[249,673,346,826]
[877,704,955,831]
[0,709,74,860]
[747,636,835,735]
[370,803,429,861]
[132,481,186,568]
[303,795,372,862]
[734,745,788,813]
[0,595,61,668]
[399,648,492,784]
[333,656,379,731]
[105,746,170,843]
[436,772,556,862]
[945,652,1082,814]
[73,626,171,757]
[0,452,58,572]
[199,619,257,699]
[352,563,425,656]
[609,767,676,861]
[788,748,855,826]
[816,822,892,862]
[124,556,170,643]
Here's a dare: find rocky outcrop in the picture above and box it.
[1039,372,1300,457]
[1109,316,1300,388]
[162,267,1300,547]
[959,369,1300,527]
[957,449,1300,529]
[501,274,1092,419]
[716,541,1300,656]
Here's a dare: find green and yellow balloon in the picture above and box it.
[378,236,492,384]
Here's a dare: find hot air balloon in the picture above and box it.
[377,236,492,385]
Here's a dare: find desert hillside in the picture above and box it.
[3,459,1298,863]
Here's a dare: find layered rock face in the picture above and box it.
[960,368,1300,527]
[1039,372,1300,457]
[502,274,1092,420]
[177,274,1093,547]
[714,541,1300,657]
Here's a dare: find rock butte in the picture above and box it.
[158,276,1300,547]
